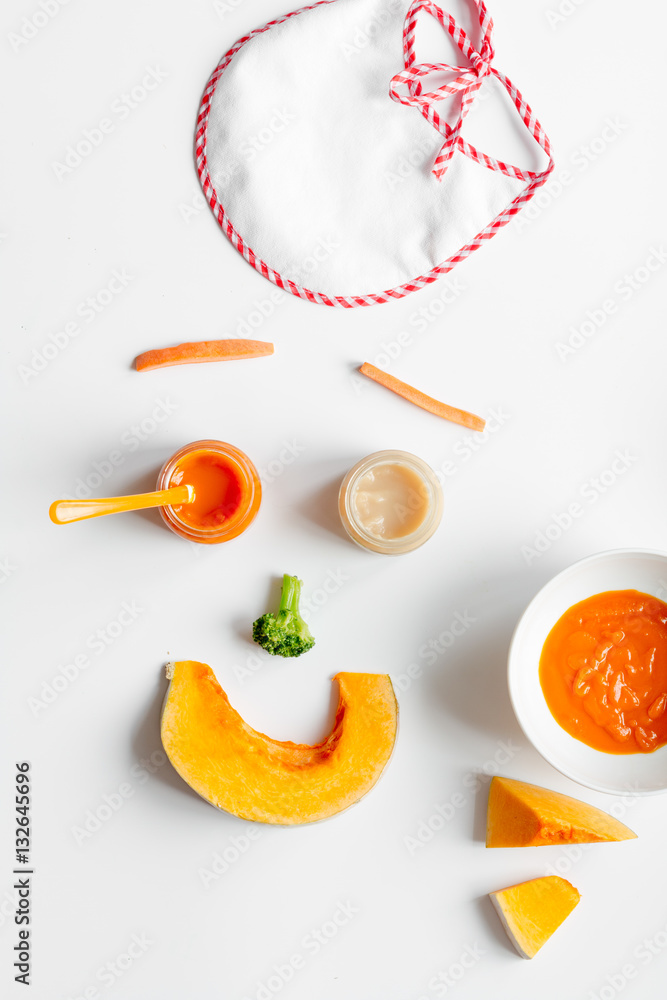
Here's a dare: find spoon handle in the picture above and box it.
[49,484,194,525]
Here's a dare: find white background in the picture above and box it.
[2,0,667,998]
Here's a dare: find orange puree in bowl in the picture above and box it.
[539,590,667,754]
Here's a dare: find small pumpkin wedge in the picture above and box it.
[161,661,398,824]
[486,776,637,847]
[490,876,580,958]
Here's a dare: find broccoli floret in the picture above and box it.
[252,574,315,658]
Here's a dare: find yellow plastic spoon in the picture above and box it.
[49,484,195,525]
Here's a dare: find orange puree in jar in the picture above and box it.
[157,440,261,544]
[170,452,243,529]
[539,590,667,754]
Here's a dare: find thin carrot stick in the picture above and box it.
[135,339,274,372]
[359,363,486,432]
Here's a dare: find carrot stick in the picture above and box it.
[135,339,274,372]
[359,362,486,432]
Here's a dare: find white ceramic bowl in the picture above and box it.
[508,548,667,795]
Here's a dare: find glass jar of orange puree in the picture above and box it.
[157,440,261,544]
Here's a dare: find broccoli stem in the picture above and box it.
[279,574,302,615]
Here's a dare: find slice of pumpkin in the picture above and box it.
[489,876,580,959]
[486,776,637,847]
[160,661,398,825]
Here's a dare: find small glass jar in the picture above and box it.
[157,440,261,544]
[338,450,443,554]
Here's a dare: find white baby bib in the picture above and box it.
[196,0,554,306]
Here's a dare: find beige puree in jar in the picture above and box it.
[339,450,443,554]
[353,462,429,539]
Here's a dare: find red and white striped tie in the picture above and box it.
[390,0,502,181]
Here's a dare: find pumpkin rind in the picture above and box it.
[160,661,398,825]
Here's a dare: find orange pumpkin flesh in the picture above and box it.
[486,776,637,847]
[160,661,398,825]
[489,876,581,959]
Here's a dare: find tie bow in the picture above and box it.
[469,48,493,79]
[389,0,496,181]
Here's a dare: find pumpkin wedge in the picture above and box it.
[486,776,637,847]
[161,661,398,824]
[490,876,580,959]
